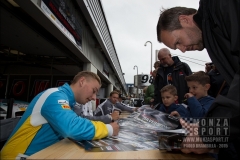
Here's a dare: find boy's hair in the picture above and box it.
[154,61,161,68]
[71,71,101,85]
[110,91,119,97]
[160,85,177,96]
[185,71,210,85]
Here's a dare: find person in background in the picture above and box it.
[153,60,161,69]
[74,100,119,124]
[206,63,230,98]
[143,86,148,96]
[1,71,119,159]
[153,48,192,108]
[94,91,120,122]
[144,69,157,105]
[115,94,137,113]
[110,89,137,112]
[205,62,213,73]
[158,85,189,118]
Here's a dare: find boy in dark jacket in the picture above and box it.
[158,85,188,118]
[184,71,214,118]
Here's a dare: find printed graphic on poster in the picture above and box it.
[71,106,184,152]
[119,105,180,131]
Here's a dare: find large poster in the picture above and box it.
[71,106,184,152]
[41,0,82,48]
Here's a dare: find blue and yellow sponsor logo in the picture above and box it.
[61,104,71,109]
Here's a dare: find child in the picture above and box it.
[158,85,189,118]
[184,71,214,118]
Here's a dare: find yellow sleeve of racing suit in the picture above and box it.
[90,121,109,140]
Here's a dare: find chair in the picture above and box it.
[6,98,14,118]
[0,98,14,119]
[0,105,7,120]
[0,117,20,149]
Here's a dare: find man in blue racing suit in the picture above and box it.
[1,71,119,159]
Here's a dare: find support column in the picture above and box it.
[83,63,97,111]
[83,63,97,74]
[106,83,113,98]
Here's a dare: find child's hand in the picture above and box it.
[184,93,194,99]
[170,111,180,117]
